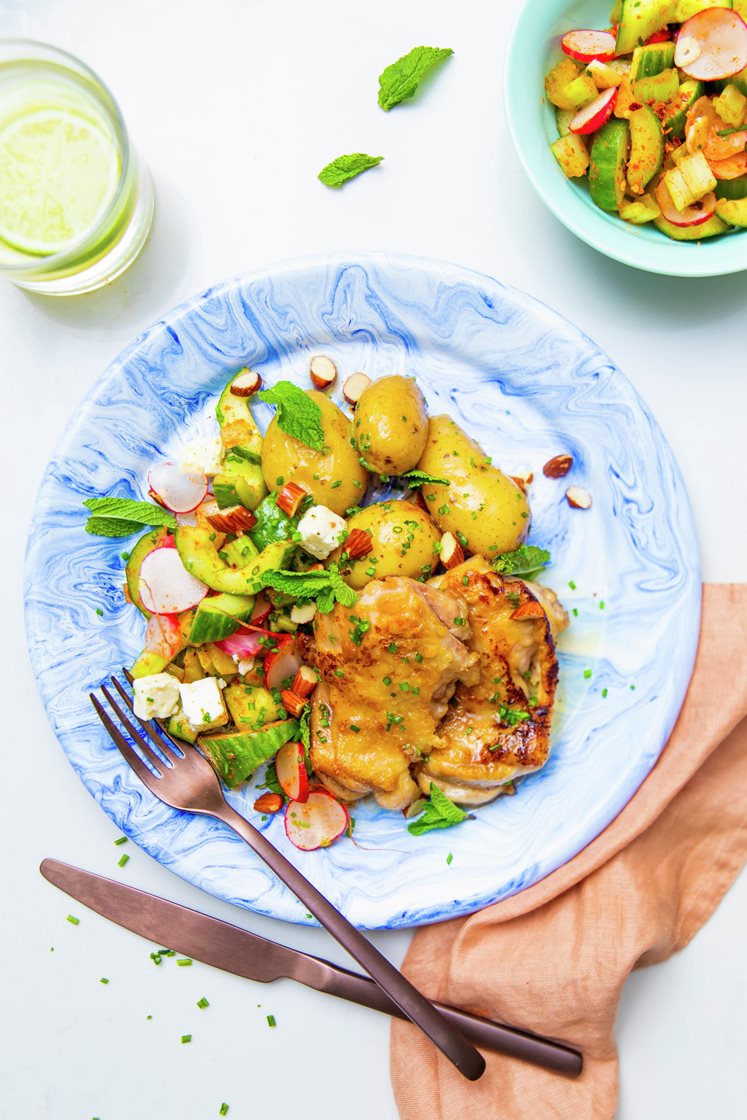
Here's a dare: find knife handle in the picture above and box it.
[300,957,583,1078]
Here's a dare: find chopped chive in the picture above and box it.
[568,579,577,590]
[117,853,129,868]
[95,608,103,617]
[599,601,605,610]
[100,977,109,985]
[446,852,453,865]
[583,669,592,680]
[150,952,162,965]
[267,1014,277,1027]
[114,836,128,845]
[601,688,609,698]
[572,607,579,617]
[630,684,636,691]
[197,997,209,1009]
[176,958,192,967]
[219,1106,230,1117]
[180,1034,192,1044]
[66,915,79,926]
[146,1014,153,1020]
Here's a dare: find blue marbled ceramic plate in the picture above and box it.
[25,252,701,930]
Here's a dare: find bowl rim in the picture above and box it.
[504,0,747,278]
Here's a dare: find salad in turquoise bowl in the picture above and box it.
[506,0,747,275]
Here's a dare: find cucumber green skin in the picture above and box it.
[716,176,747,200]
[125,527,169,617]
[215,370,263,464]
[630,42,676,82]
[589,121,630,212]
[168,714,199,744]
[213,454,267,511]
[664,80,705,139]
[176,525,296,594]
[615,0,676,56]
[130,650,168,679]
[200,719,299,787]
[715,197,747,226]
[654,214,730,239]
[632,68,680,105]
[224,683,279,731]
[627,106,664,194]
[249,494,299,552]
[221,536,259,568]
[189,592,256,645]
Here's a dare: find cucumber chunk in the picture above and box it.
[620,193,661,222]
[223,684,279,731]
[216,369,263,463]
[632,68,680,106]
[213,453,267,511]
[653,213,729,239]
[551,134,590,178]
[715,196,747,226]
[175,525,296,595]
[200,719,299,787]
[615,0,676,56]
[189,591,256,645]
[664,80,705,139]
[627,106,664,194]
[630,42,676,82]
[589,120,630,212]
[715,175,747,199]
[545,59,597,111]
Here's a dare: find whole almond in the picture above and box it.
[543,454,573,479]
[566,486,592,510]
[342,372,372,406]
[229,369,262,397]
[253,792,284,814]
[309,354,337,390]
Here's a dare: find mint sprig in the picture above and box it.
[262,565,357,614]
[407,782,467,837]
[377,46,453,112]
[318,153,384,188]
[83,497,177,538]
[400,468,449,487]
[492,544,551,581]
[258,381,324,450]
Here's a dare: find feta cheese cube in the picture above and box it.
[133,673,181,721]
[297,505,347,560]
[178,677,229,731]
[179,435,223,478]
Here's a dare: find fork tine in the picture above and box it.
[99,684,166,775]
[90,693,159,786]
[111,675,182,762]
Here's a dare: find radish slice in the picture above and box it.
[216,627,290,661]
[250,591,273,627]
[284,790,349,851]
[644,29,672,45]
[148,461,208,514]
[570,88,618,135]
[561,29,616,63]
[264,639,303,691]
[276,741,309,803]
[138,547,209,615]
[709,151,747,179]
[675,9,747,81]
[654,181,716,227]
[144,612,183,660]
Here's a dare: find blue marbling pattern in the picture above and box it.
[25,252,701,930]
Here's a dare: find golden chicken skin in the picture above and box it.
[305,577,479,810]
[420,557,567,805]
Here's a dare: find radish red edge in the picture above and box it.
[654,182,716,227]
[148,461,208,514]
[561,28,616,63]
[284,790,349,851]
[144,612,183,659]
[275,741,309,803]
[570,88,618,135]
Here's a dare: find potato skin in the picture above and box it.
[332,500,440,589]
[261,390,368,515]
[418,416,530,557]
[354,376,429,476]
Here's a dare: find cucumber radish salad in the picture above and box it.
[547,1,747,239]
[85,362,577,852]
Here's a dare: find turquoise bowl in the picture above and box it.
[505,0,747,277]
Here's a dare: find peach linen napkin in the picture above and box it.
[391,584,747,1119]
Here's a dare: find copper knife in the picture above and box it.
[40,858,582,1077]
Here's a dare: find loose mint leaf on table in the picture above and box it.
[318,153,384,189]
[492,544,551,581]
[400,469,450,487]
[407,782,467,837]
[258,380,324,450]
[377,46,453,112]
[262,565,357,613]
[83,498,177,537]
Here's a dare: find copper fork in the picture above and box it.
[91,674,486,1082]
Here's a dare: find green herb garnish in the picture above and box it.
[399,468,449,487]
[492,544,551,580]
[258,380,324,451]
[318,153,384,188]
[262,565,357,614]
[407,782,467,836]
[377,46,453,111]
[83,497,177,538]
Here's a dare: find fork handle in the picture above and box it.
[216,803,486,1081]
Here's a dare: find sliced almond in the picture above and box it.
[253,791,284,814]
[440,531,465,569]
[229,368,262,397]
[511,600,546,621]
[342,372,371,406]
[206,505,257,534]
[343,528,374,561]
[566,486,592,510]
[510,472,534,493]
[309,354,337,390]
[291,665,318,698]
[281,689,308,719]
[276,481,309,518]
[543,454,573,479]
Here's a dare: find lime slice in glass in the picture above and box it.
[0,107,120,256]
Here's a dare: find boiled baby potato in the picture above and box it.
[332,500,440,589]
[418,416,530,557]
[261,390,368,515]
[354,376,429,476]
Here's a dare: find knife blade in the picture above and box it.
[40,858,582,1077]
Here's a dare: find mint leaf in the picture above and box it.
[83,498,176,537]
[318,153,384,189]
[262,565,357,613]
[258,381,324,451]
[261,762,287,800]
[378,46,453,112]
[400,469,449,487]
[492,544,551,581]
[407,782,467,837]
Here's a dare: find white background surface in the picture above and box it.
[1,1,745,1118]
